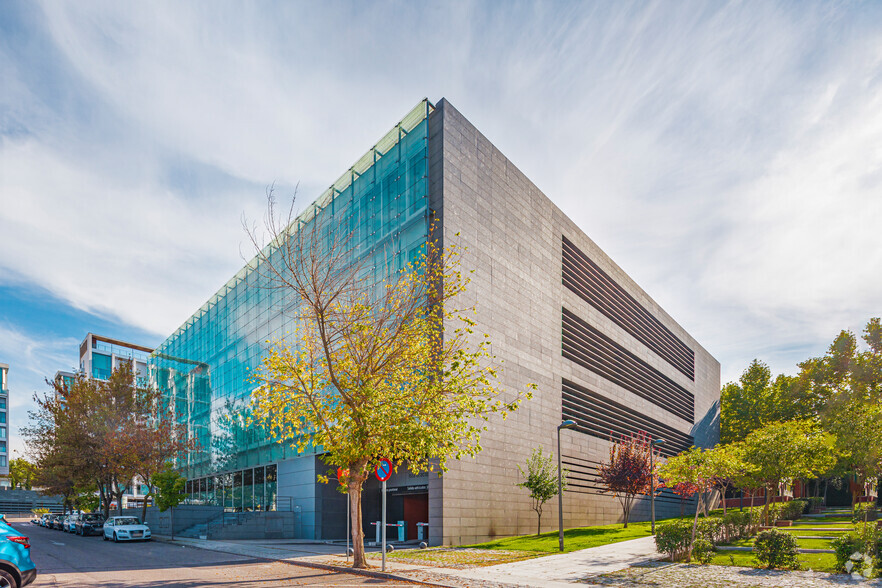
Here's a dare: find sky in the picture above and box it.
[1,1,881,458]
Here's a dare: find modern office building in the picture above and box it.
[150,99,720,545]
[0,363,10,488]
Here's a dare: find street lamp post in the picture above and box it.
[650,438,666,535]
[557,420,576,552]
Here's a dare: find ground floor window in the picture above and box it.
[185,464,277,512]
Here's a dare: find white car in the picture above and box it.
[103,516,152,542]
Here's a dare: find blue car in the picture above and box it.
[0,516,36,587]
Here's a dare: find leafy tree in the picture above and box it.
[597,431,656,528]
[24,364,192,519]
[73,484,100,512]
[517,448,567,536]
[740,420,837,525]
[796,318,882,510]
[720,360,794,443]
[248,195,531,568]
[129,412,194,522]
[8,458,36,490]
[658,446,716,548]
[154,464,187,541]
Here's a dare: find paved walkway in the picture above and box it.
[439,537,662,587]
[154,534,664,587]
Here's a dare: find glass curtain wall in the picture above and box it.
[185,465,278,512]
[150,101,432,482]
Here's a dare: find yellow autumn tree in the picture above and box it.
[247,194,530,568]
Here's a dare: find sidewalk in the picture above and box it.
[154,534,664,587]
[437,537,662,587]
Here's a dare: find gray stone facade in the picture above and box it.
[427,99,720,546]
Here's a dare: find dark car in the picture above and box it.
[75,514,106,537]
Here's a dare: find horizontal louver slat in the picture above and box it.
[561,378,693,458]
[562,308,695,422]
[562,236,695,380]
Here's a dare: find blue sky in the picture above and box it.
[1,1,881,457]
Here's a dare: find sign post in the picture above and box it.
[338,467,349,562]
[375,459,392,572]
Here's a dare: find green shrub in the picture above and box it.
[833,524,882,576]
[758,502,784,525]
[806,497,823,513]
[691,536,715,565]
[655,520,692,562]
[722,510,752,540]
[853,503,879,523]
[832,532,861,572]
[753,529,800,570]
[781,500,806,521]
[696,517,723,543]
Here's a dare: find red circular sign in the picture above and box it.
[375,459,392,482]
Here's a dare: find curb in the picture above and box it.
[153,535,452,587]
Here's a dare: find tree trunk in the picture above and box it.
[536,511,541,537]
[140,491,149,523]
[689,492,702,561]
[170,506,175,541]
[348,477,367,568]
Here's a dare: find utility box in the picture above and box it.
[397,521,406,542]
[417,522,428,541]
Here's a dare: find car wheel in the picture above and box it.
[114,533,119,543]
[0,568,17,588]
[103,532,108,541]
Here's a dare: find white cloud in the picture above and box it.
[1,0,880,392]
[0,136,267,336]
[0,323,78,457]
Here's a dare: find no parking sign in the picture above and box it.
[375,459,392,482]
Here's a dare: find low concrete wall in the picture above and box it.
[120,505,224,535]
[207,511,299,540]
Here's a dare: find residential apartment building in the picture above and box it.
[0,363,9,488]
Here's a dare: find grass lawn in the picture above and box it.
[786,529,849,537]
[465,520,655,553]
[709,550,839,573]
[794,516,853,523]
[793,537,834,550]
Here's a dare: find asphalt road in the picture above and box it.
[13,522,414,588]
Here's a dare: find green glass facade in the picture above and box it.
[149,101,433,509]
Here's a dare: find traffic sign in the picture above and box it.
[375,459,392,482]
[337,467,349,486]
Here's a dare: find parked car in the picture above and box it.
[50,516,64,531]
[37,515,50,528]
[103,516,151,542]
[75,514,106,537]
[62,514,81,533]
[0,515,37,586]
[40,515,56,529]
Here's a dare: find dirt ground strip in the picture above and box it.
[365,548,541,569]
[581,562,882,588]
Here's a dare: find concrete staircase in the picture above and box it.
[178,510,299,540]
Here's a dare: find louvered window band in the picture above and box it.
[562,236,695,380]
[562,378,693,458]
[562,453,686,502]
[562,307,694,422]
